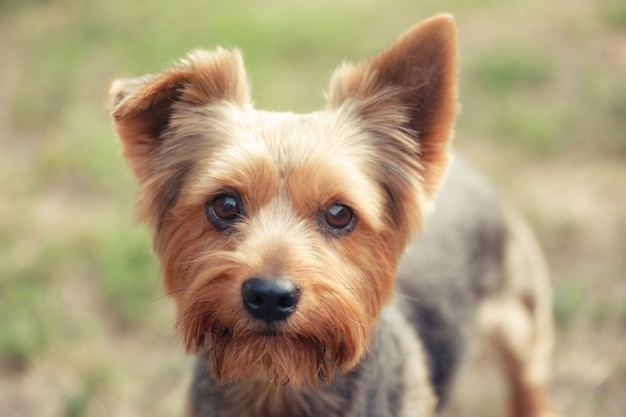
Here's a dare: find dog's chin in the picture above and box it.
[200,325,360,388]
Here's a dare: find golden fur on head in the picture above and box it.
[110,14,458,388]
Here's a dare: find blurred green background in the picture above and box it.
[1,0,625,416]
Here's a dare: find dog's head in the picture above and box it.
[110,14,457,387]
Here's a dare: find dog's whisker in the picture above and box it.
[393,291,422,303]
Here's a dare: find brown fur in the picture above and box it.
[111,14,457,389]
[111,14,556,417]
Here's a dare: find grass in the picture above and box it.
[95,226,161,327]
[492,101,566,154]
[553,276,588,328]
[601,1,626,29]
[0,221,68,368]
[1,0,625,416]
[0,278,59,368]
[62,372,105,417]
[472,47,555,95]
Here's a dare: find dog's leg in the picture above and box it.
[479,211,557,417]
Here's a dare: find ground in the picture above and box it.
[1,0,625,416]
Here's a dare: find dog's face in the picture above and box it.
[110,15,457,387]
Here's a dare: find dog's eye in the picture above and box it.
[206,194,243,228]
[323,204,355,232]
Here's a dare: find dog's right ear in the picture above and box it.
[110,49,250,182]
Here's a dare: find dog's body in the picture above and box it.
[110,14,555,417]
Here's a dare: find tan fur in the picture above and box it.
[479,209,556,417]
[110,13,556,417]
[111,15,458,390]
[328,15,457,203]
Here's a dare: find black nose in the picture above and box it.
[241,278,300,324]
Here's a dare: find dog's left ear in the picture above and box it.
[328,15,458,204]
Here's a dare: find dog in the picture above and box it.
[110,14,556,417]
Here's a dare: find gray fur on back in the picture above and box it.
[397,157,507,405]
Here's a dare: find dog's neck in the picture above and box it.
[188,307,436,417]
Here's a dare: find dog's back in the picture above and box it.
[398,158,555,415]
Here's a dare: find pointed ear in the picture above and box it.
[110,48,250,182]
[327,14,458,201]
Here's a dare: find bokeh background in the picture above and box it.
[1,0,625,416]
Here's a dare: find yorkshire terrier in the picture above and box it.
[110,14,557,417]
